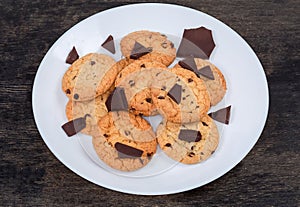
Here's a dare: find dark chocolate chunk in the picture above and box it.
[128,80,135,87]
[178,129,202,142]
[140,64,146,68]
[124,130,131,136]
[177,27,215,59]
[178,57,197,72]
[158,96,165,99]
[115,142,143,158]
[145,98,152,103]
[179,57,214,80]
[130,42,153,59]
[101,35,115,54]
[167,84,182,104]
[105,87,128,111]
[65,89,71,94]
[73,93,79,100]
[188,152,195,157]
[197,66,214,80]
[90,61,96,65]
[66,46,79,64]
[147,152,153,158]
[209,105,231,124]
[188,78,193,83]
[165,143,172,147]
[202,122,208,126]
[61,114,89,137]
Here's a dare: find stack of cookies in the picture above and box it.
[61,28,230,171]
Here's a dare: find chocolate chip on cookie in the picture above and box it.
[179,57,214,80]
[197,66,214,80]
[167,84,182,104]
[178,57,198,72]
[178,129,202,142]
[130,41,153,59]
[115,142,144,158]
[105,87,128,112]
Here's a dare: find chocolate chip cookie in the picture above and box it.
[120,30,176,66]
[175,57,227,106]
[94,111,157,171]
[157,114,219,164]
[115,59,167,116]
[65,88,113,136]
[62,53,116,101]
[116,67,210,123]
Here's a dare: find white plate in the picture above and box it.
[32,3,269,195]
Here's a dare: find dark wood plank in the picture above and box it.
[0,0,299,206]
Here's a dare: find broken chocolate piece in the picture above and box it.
[197,66,214,80]
[178,57,197,72]
[209,105,231,124]
[167,84,182,104]
[101,35,115,54]
[61,114,89,137]
[178,129,202,142]
[179,58,214,80]
[105,87,128,111]
[65,46,79,64]
[115,142,143,158]
[130,42,153,59]
[177,27,215,59]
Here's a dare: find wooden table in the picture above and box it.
[1,1,299,206]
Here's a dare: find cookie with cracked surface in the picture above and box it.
[157,114,219,164]
[62,53,116,101]
[115,59,167,116]
[65,88,113,136]
[116,67,210,123]
[120,30,176,66]
[174,58,227,106]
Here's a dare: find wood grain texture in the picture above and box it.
[0,0,299,206]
